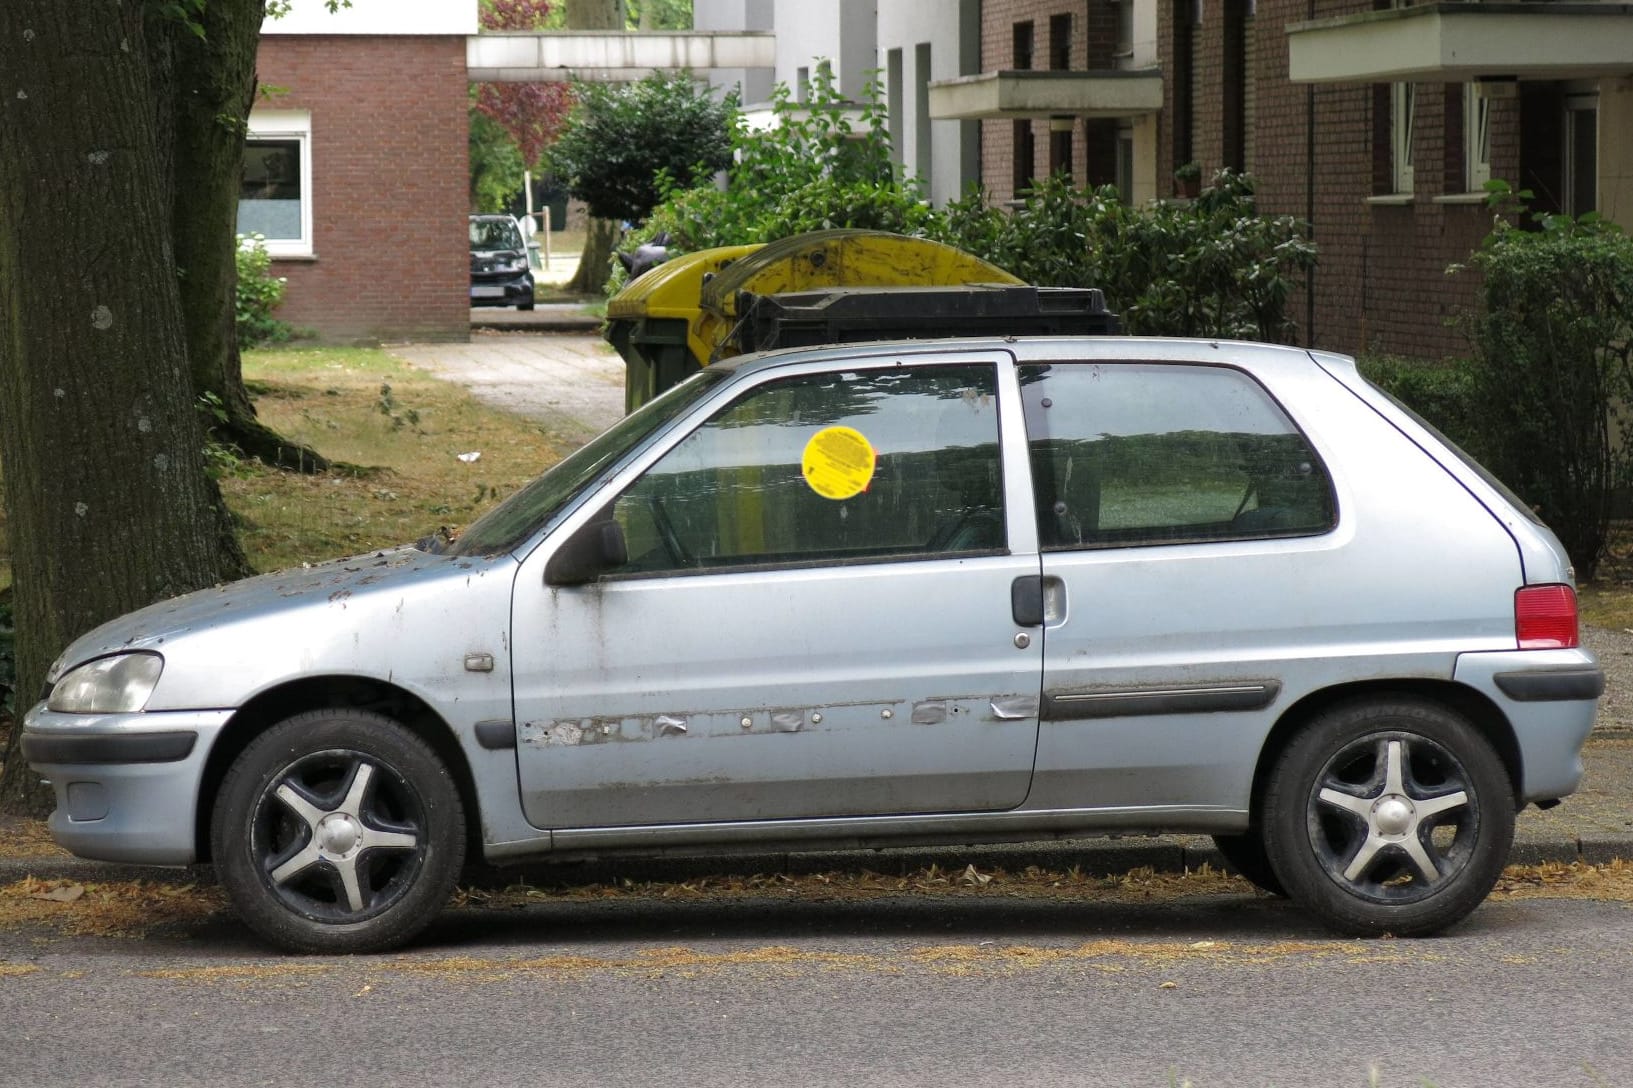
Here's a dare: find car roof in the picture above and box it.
[713,335,1338,380]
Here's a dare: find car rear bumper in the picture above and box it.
[21,706,234,865]
[1454,648,1603,802]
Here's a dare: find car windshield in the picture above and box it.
[470,218,523,251]
[443,369,730,557]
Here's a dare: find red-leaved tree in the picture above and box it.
[473,0,575,171]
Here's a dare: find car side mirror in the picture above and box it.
[544,519,628,587]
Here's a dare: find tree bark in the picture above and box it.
[565,215,621,294]
[0,2,246,813]
[566,0,625,296]
[159,0,330,472]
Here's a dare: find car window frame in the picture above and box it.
[1018,358,1340,552]
[525,347,1039,584]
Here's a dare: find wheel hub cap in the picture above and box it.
[316,812,362,856]
[1372,795,1415,838]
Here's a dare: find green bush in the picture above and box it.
[933,171,1315,341]
[545,71,734,224]
[235,234,290,348]
[630,67,906,257]
[633,87,1315,346]
[1456,199,1633,577]
[1356,355,1481,456]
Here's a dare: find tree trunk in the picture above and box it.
[0,2,246,813]
[566,0,626,295]
[159,0,330,472]
[566,215,621,295]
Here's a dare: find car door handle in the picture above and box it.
[1012,575,1045,627]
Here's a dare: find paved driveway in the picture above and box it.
[390,331,625,446]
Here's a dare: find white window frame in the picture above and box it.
[1464,84,1491,192]
[242,110,313,257]
[1565,93,1598,216]
[1391,81,1415,195]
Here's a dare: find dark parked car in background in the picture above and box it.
[469,214,534,310]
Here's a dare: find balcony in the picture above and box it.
[1287,2,1633,84]
[927,69,1163,121]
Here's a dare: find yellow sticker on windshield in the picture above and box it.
[802,426,876,500]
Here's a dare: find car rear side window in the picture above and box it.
[1020,362,1335,549]
[612,364,1004,574]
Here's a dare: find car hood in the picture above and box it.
[47,546,520,710]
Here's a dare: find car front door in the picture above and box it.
[510,356,1044,831]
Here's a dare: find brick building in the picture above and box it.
[929,0,1633,359]
[245,1,477,343]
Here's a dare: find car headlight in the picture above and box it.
[47,653,164,713]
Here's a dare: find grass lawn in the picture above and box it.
[221,345,566,573]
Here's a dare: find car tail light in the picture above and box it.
[1515,584,1580,649]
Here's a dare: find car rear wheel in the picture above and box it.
[1263,699,1513,937]
[212,709,465,954]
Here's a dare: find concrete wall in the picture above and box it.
[878,0,979,204]
[1602,77,1633,232]
[694,0,775,103]
[254,35,471,343]
[769,0,876,102]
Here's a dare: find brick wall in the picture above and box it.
[1156,0,1508,359]
[977,1,1110,204]
[255,35,470,343]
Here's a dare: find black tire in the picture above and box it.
[518,299,536,311]
[1211,832,1286,897]
[1263,699,1513,938]
[211,709,466,954]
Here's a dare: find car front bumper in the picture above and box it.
[21,706,234,865]
[470,271,534,307]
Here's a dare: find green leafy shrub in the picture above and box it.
[933,171,1314,341]
[1357,355,1481,454]
[631,67,906,257]
[235,233,290,347]
[1456,197,1633,577]
[545,71,734,224]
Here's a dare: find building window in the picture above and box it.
[886,48,904,169]
[1172,0,1194,184]
[1116,124,1135,202]
[914,42,932,182]
[239,111,312,257]
[1014,120,1036,196]
[1049,13,1072,70]
[796,66,810,102]
[1463,84,1491,192]
[1050,123,1074,181]
[1566,95,1597,216]
[1391,81,1416,194]
[1114,0,1135,66]
[1013,21,1034,69]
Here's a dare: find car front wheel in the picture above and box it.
[212,709,465,954]
[1263,699,1514,937]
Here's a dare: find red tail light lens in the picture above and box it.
[1515,584,1580,649]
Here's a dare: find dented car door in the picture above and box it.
[510,356,1044,830]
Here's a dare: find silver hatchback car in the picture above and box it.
[23,337,1603,952]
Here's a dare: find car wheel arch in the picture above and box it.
[1247,679,1522,829]
[193,676,482,865]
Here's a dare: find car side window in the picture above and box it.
[612,365,1004,574]
[1019,362,1334,549]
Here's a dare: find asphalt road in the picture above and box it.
[4,890,1630,1087]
